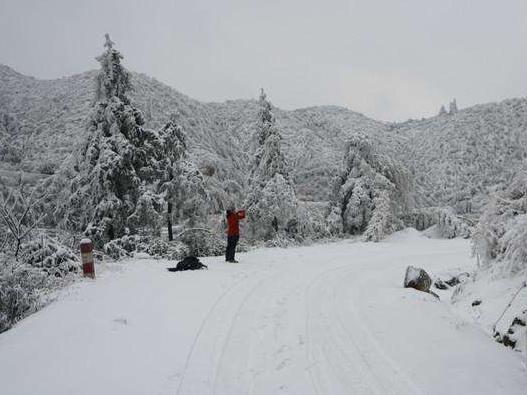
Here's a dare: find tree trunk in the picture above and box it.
[167,201,173,241]
[108,223,115,241]
[14,238,21,261]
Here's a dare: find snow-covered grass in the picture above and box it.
[0,229,525,394]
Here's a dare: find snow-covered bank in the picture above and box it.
[0,230,525,394]
[451,267,527,356]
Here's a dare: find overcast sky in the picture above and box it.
[1,0,526,121]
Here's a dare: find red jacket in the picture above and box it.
[227,210,245,236]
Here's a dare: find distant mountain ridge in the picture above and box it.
[1,64,526,211]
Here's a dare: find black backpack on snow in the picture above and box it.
[167,256,208,272]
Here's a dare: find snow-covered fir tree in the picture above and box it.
[63,35,163,246]
[438,105,447,116]
[326,132,412,241]
[244,89,299,241]
[95,34,131,103]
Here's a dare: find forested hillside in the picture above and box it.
[0,64,388,203]
[393,100,527,213]
[2,63,526,211]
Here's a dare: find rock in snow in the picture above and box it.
[404,265,432,293]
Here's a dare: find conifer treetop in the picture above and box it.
[257,88,275,145]
[95,33,131,103]
[103,33,114,50]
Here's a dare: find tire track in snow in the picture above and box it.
[305,263,384,394]
[306,261,422,394]
[213,262,319,395]
[175,271,258,395]
[178,249,421,394]
[337,266,423,394]
[176,264,283,395]
[304,264,349,395]
[211,275,269,395]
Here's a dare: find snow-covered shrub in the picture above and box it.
[37,161,58,175]
[473,172,527,275]
[179,229,224,257]
[0,141,23,164]
[0,182,48,259]
[327,133,412,241]
[103,235,151,259]
[500,215,527,273]
[264,233,298,248]
[0,259,49,333]
[146,238,188,260]
[103,234,190,260]
[0,113,23,165]
[20,237,80,277]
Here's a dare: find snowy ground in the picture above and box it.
[1,229,526,395]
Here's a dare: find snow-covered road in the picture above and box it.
[1,230,526,394]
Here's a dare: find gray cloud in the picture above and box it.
[1,0,525,121]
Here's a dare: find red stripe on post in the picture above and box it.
[80,240,93,253]
[80,238,95,279]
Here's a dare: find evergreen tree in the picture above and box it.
[439,105,447,116]
[64,35,162,246]
[244,89,299,241]
[95,34,131,103]
[327,133,412,241]
[449,98,458,114]
[158,119,207,240]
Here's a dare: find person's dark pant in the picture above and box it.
[226,235,239,262]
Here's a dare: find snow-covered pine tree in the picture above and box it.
[439,105,447,116]
[244,89,299,241]
[95,34,131,104]
[449,98,458,114]
[64,34,163,246]
[327,132,412,241]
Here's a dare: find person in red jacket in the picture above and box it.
[225,207,245,263]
